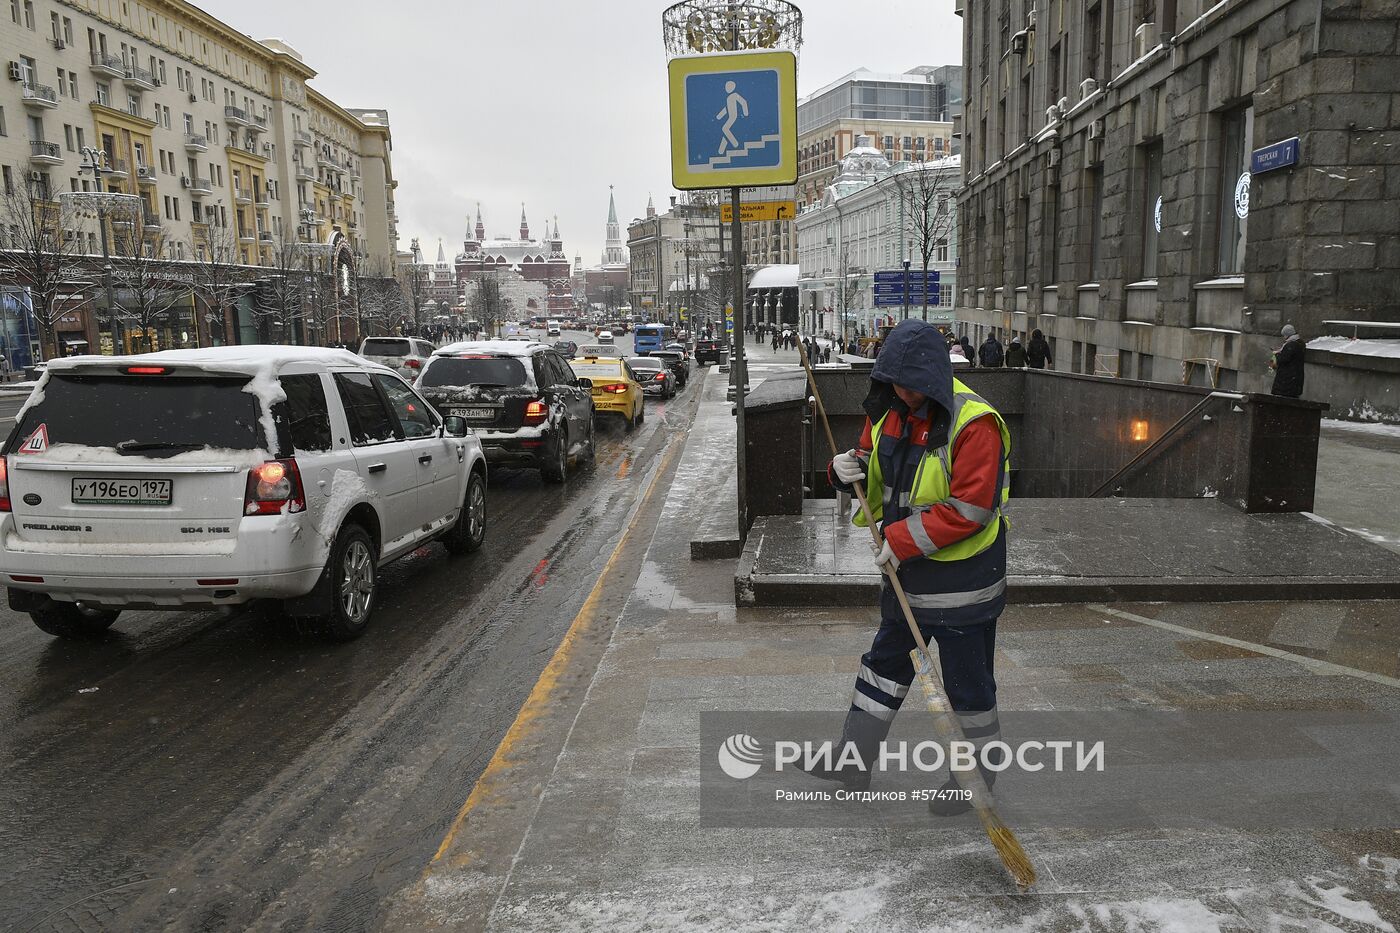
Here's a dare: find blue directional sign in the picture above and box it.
[874,293,941,308]
[874,269,940,285]
[669,51,798,190]
[1251,136,1300,174]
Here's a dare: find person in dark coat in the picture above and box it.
[978,333,1004,368]
[959,335,976,368]
[1004,337,1028,368]
[1026,329,1052,370]
[1271,324,1305,398]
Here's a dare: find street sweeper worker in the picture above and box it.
[816,317,1011,814]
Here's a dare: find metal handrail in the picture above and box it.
[1090,391,1246,498]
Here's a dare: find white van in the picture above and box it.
[1,347,488,641]
[546,320,562,337]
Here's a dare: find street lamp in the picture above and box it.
[902,257,911,322]
[77,147,120,353]
[409,237,423,337]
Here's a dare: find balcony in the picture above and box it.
[224,105,250,127]
[259,230,273,243]
[103,158,130,180]
[294,130,313,148]
[234,186,253,205]
[249,114,268,134]
[135,164,158,186]
[28,140,63,166]
[183,175,212,196]
[124,63,158,91]
[317,150,339,170]
[254,190,271,209]
[89,51,125,78]
[21,83,59,109]
[142,207,162,232]
[184,133,208,153]
[237,226,256,243]
[295,163,314,182]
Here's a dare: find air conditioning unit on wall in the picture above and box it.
[1088,119,1105,140]
[7,62,22,81]
[1134,22,1158,59]
[1080,77,1099,100]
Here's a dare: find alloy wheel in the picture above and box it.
[340,539,375,624]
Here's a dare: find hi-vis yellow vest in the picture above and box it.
[854,379,1011,562]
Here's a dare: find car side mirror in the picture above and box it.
[575,377,593,389]
[443,415,469,437]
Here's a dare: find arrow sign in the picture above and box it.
[720,200,798,223]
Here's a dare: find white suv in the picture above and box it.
[0,346,487,641]
[358,336,437,380]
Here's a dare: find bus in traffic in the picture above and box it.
[633,323,673,355]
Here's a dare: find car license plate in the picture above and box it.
[451,407,494,420]
[72,478,173,506]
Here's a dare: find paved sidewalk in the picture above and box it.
[402,368,1400,931]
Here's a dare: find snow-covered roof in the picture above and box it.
[749,265,800,289]
[1307,337,1400,359]
[435,339,547,357]
[45,345,379,375]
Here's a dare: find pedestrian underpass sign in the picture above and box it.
[669,50,798,190]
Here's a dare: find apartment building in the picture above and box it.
[955,0,1400,405]
[0,0,399,351]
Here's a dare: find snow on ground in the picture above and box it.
[1323,418,1400,437]
[464,866,1400,933]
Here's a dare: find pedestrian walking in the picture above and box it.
[1005,337,1027,368]
[813,319,1011,814]
[1026,329,1052,370]
[772,331,780,352]
[978,333,1004,368]
[1270,324,1305,398]
[959,335,976,369]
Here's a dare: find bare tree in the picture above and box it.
[901,161,957,321]
[187,220,249,346]
[356,254,402,339]
[109,223,187,353]
[468,270,511,338]
[0,176,94,361]
[252,234,307,344]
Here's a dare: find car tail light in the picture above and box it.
[654,373,666,382]
[0,456,9,512]
[405,358,422,369]
[523,399,548,426]
[598,383,629,394]
[123,365,171,375]
[244,458,306,516]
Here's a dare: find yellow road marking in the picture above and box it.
[427,441,678,871]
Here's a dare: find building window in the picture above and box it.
[1088,168,1104,279]
[96,82,109,106]
[1141,142,1163,279]
[1216,104,1253,275]
[1085,3,1103,82]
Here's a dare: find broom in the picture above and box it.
[794,338,1036,890]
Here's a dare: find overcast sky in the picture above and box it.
[198,0,962,266]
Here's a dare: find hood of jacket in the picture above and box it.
[863,319,955,440]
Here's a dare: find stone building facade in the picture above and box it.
[954,0,1400,393]
[454,205,572,317]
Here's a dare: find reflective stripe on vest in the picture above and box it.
[854,379,1012,565]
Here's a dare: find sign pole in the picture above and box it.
[731,183,748,538]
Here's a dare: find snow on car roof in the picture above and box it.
[434,339,547,357]
[44,344,387,375]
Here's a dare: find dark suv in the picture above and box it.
[416,341,595,483]
[695,338,728,366]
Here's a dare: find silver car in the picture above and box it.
[627,356,676,399]
[358,336,437,379]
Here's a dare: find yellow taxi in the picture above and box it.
[570,356,645,431]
